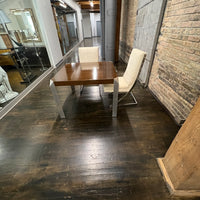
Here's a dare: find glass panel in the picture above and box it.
[51,0,79,55]
[0,0,51,109]
[10,8,41,43]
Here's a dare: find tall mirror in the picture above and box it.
[0,0,51,109]
[51,0,79,55]
[10,8,41,43]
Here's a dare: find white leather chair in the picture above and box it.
[78,47,100,94]
[103,48,146,106]
[78,46,99,63]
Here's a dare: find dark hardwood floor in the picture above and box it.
[0,38,198,200]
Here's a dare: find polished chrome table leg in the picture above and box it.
[112,78,119,117]
[49,80,65,119]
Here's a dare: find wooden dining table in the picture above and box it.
[50,61,119,118]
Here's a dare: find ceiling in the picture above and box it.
[74,0,100,12]
[51,0,100,13]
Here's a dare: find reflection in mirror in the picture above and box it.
[0,2,51,109]
[0,24,6,33]
[51,0,79,55]
[10,8,41,43]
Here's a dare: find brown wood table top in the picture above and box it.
[52,61,117,86]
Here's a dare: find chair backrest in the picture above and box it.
[78,46,99,63]
[123,48,146,90]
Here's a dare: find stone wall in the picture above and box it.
[149,0,200,124]
[119,0,138,63]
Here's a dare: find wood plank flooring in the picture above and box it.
[0,38,198,200]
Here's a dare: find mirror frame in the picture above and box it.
[10,8,42,43]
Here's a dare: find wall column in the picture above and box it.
[157,97,200,197]
[104,0,117,62]
[33,0,63,67]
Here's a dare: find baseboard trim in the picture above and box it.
[148,88,184,126]
[55,58,64,67]
[157,158,200,197]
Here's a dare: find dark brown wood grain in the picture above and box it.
[0,38,197,200]
[161,97,200,194]
[52,61,117,86]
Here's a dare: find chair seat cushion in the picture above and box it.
[103,77,129,93]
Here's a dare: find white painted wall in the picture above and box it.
[33,0,63,66]
[90,13,100,37]
[82,13,92,38]
[63,0,83,41]
[66,13,75,23]
[33,0,83,66]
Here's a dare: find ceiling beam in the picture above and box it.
[75,0,99,2]
[78,1,99,5]
[80,4,99,9]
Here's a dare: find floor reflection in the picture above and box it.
[0,47,51,108]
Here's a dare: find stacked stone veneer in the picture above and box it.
[119,0,138,63]
[149,0,200,124]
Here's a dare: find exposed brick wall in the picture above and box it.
[119,0,138,63]
[149,0,200,124]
